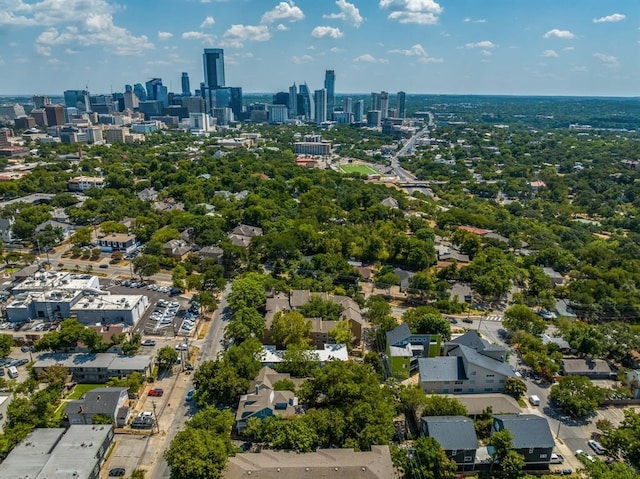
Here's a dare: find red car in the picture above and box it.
[148,388,164,397]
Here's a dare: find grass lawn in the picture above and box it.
[338,163,378,175]
[67,383,103,400]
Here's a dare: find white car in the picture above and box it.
[138,411,153,418]
[575,450,595,462]
[175,343,188,351]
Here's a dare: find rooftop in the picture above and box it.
[422,415,478,450]
[71,294,144,311]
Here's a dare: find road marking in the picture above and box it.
[485,315,503,322]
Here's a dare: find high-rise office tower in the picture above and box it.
[396,91,406,119]
[298,82,314,121]
[181,72,191,96]
[380,91,389,119]
[343,97,353,115]
[273,92,289,106]
[324,70,335,121]
[288,83,298,120]
[64,90,90,112]
[33,95,51,109]
[314,88,327,125]
[133,83,147,101]
[124,90,139,110]
[353,100,364,123]
[203,49,225,89]
[371,92,381,111]
[229,87,243,120]
[44,104,65,126]
[125,84,133,93]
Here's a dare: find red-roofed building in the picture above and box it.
[457,225,489,236]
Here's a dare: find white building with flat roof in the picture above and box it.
[71,294,149,326]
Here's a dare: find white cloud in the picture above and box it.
[158,31,173,40]
[354,53,388,63]
[64,48,78,54]
[1,0,154,55]
[200,16,215,28]
[542,49,559,58]
[593,13,625,23]
[323,0,364,28]
[329,47,343,53]
[276,23,288,31]
[388,43,442,63]
[35,44,51,56]
[544,29,575,39]
[222,24,270,48]
[481,49,492,56]
[379,0,443,25]
[464,17,486,23]
[465,40,495,49]
[311,26,343,39]
[47,58,64,65]
[181,31,215,45]
[292,54,313,64]
[261,1,304,24]
[563,46,575,51]
[147,60,171,66]
[593,52,619,67]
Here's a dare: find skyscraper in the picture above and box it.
[396,91,406,119]
[181,72,191,96]
[298,82,314,121]
[288,83,298,120]
[203,49,225,89]
[353,100,364,123]
[324,70,335,121]
[380,91,389,119]
[44,104,65,126]
[133,83,147,101]
[33,95,51,109]
[146,78,168,107]
[64,90,90,112]
[229,87,243,120]
[371,92,381,111]
[314,89,327,125]
[343,97,353,115]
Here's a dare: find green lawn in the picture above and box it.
[338,163,378,175]
[67,383,103,400]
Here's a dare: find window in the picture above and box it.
[451,449,457,455]
[486,374,495,377]
[455,380,463,385]
[484,388,493,392]
[499,379,505,383]
[464,456,473,462]
[529,447,534,454]
[443,389,449,393]
[540,454,547,459]
[443,381,450,385]
[486,379,494,383]
[454,388,462,392]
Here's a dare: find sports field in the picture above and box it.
[338,163,379,175]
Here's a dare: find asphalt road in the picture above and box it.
[149,282,231,479]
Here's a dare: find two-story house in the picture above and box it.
[422,415,478,472]
[65,387,130,427]
[492,414,554,468]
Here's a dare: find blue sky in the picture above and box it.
[0,0,637,96]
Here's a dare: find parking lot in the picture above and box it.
[99,280,200,339]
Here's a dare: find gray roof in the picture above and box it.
[450,330,489,351]
[447,394,521,416]
[419,356,465,382]
[454,345,513,378]
[64,387,127,417]
[541,334,571,350]
[562,358,613,375]
[386,323,411,347]
[34,352,152,373]
[493,414,555,449]
[422,416,478,450]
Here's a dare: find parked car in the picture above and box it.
[462,318,473,324]
[20,345,30,353]
[588,439,606,455]
[99,264,108,269]
[131,417,154,429]
[550,453,564,464]
[175,343,188,351]
[109,468,126,477]
[560,469,573,476]
[14,359,28,367]
[148,388,164,397]
[138,411,153,418]
[186,389,195,401]
[575,449,595,462]
[141,339,156,347]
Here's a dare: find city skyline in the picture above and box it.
[0,0,637,97]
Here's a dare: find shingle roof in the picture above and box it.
[422,416,478,450]
[454,345,514,378]
[493,414,555,449]
[64,387,126,417]
[386,323,411,347]
[419,356,465,382]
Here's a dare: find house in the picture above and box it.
[541,334,571,352]
[542,267,565,286]
[436,244,470,265]
[35,219,75,240]
[419,331,513,394]
[259,343,348,368]
[65,387,130,427]
[51,207,70,223]
[137,187,158,201]
[235,367,299,433]
[492,414,554,468]
[228,224,263,248]
[380,196,399,209]
[562,358,615,379]
[163,239,192,259]
[33,353,153,383]
[385,323,441,380]
[199,245,224,262]
[422,416,478,472]
[68,176,105,191]
[223,445,395,479]
[392,267,414,292]
[0,425,114,479]
[97,233,138,254]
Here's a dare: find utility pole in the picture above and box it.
[151,400,160,434]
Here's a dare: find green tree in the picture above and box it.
[38,364,68,389]
[272,378,296,392]
[100,221,128,234]
[503,304,546,336]
[70,226,93,246]
[422,395,467,417]
[329,320,352,345]
[550,375,606,417]
[410,436,458,479]
[164,428,230,479]
[91,414,113,424]
[299,296,343,321]
[489,428,514,462]
[0,334,13,357]
[156,346,179,369]
[504,377,527,400]
[133,254,160,280]
[227,274,267,312]
[260,417,318,452]
[502,450,526,479]
[601,409,640,469]
[271,311,312,349]
[402,307,451,340]
[129,469,146,479]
